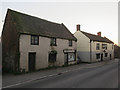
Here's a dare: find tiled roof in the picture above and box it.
[81,31,113,43]
[8,9,77,41]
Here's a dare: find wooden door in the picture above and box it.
[64,53,68,65]
[101,54,103,61]
[29,52,36,71]
[110,54,112,60]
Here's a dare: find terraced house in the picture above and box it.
[2,9,77,72]
[74,24,114,63]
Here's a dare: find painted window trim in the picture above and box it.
[48,53,57,63]
[31,35,39,45]
[96,53,100,59]
[69,40,72,47]
[102,44,107,50]
[105,53,108,57]
[96,43,100,50]
[50,38,57,46]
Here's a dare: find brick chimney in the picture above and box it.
[76,24,80,31]
[97,32,101,36]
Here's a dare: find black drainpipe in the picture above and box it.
[90,40,92,63]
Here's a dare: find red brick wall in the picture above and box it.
[2,10,19,72]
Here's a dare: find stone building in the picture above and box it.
[2,9,77,72]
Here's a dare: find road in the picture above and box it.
[6,60,118,88]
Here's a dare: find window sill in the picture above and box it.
[96,58,100,59]
[50,44,57,46]
[49,61,56,63]
[68,60,76,62]
[31,44,39,45]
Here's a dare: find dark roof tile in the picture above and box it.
[81,31,113,43]
[8,9,77,41]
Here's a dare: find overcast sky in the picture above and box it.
[0,0,119,45]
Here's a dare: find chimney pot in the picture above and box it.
[97,32,101,36]
[76,24,80,31]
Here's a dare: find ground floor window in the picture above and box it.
[96,53,100,59]
[49,53,57,63]
[68,53,75,61]
[105,53,108,57]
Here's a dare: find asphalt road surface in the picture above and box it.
[8,60,118,88]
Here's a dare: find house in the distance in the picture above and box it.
[114,45,120,59]
[74,24,114,63]
[2,9,77,72]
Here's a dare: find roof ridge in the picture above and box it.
[6,8,76,41]
[61,23,77,41]
[103,36,113,43]
[8,8,61,25]
[81,30,103,38]
[81,30,113,43]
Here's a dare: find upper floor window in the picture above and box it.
[31,35,39,45]
[96,43,100,50]
[102,44,107,50]
[69,40,72,47]
[112,45,114,49]
[50,38,56,46]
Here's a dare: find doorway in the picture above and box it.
[101,53,103,61]
[64,53,68,65]
[28,52,36,71]
[110,54,112,60]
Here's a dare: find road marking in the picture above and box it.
[2,74,57,89]
[3,60,114,89]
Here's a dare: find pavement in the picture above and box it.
[2,58,119,88]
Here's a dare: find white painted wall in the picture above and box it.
[19,34,77,72]
[74,31,114,63]
[91,41,114,62]
[74,31,90,62]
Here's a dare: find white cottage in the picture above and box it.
[74,24,114,63]
[2,9,77,72]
